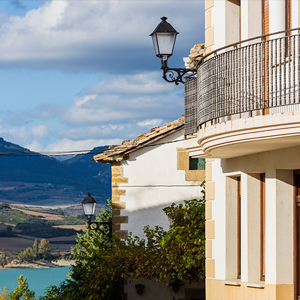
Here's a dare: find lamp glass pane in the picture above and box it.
[83,203,96,216]
[151,34,159,56]
[156,33,176,56]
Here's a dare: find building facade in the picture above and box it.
[183,0,300,299]
[93,117,205,300]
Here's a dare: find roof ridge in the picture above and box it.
[93,116,185,163]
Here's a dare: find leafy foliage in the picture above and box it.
[18,239,52,261]
[39,185,205,300]
[0,276,35,300]
[2,187,205,299]
[39,199,114,300]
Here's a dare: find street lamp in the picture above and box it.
[81,193,112,238]
[150,17,196,85]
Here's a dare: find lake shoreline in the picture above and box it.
[0,259,75,269]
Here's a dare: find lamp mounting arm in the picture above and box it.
[161,58,197,85]
[87,220,112,239]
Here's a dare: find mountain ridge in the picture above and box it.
[0,138,111,206]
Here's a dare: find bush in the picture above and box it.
[39,186,206,300]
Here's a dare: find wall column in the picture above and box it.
[205,158,216,299]
[111,162,128,239]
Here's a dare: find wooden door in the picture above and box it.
[294,172,300,299]
[261,174,266,281]
[237,177,241,279]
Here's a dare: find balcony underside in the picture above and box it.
[185,112,300,159]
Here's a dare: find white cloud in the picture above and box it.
[63,71,183,125]
[44,137,122,153]
[86,72,174,95]
[0,0,205,71]
[0,0,205,152]
[138,119,163,128]
[0,125,49,151]
[26,140,43,152]
[31,125,49,138]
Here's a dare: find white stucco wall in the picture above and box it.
[241,0,261,42]
[292,0,300,28]
[125,278,205,300]
[212,0,295,50]
[211,0,240,51]
[120,128,203,238]
[211,145,297,285]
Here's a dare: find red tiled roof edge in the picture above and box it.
[93,116,185,163]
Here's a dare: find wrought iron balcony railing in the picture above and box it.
[185,28,300,135]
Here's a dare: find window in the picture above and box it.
[189,157,205,170]
[227,0,240,6]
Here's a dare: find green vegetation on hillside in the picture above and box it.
[46,215,86,226]
[0,203,36,225]
[0,203,85,226]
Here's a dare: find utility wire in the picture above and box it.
[112,184,203,188]
[0,138,186,157]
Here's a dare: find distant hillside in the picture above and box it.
[0,138,112,205]
[0,138,88,186]
[63,147,111,197]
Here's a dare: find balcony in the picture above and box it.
[185,28,300,159]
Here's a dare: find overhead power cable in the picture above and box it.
[112,184,203,188]
[0,138,186,157]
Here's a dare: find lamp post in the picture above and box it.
[150,17,197,85]
[81,193,112,238]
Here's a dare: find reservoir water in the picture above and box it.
[0,267,70,297]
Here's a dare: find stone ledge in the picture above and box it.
[221,280,241,286]
[243,282,265,289]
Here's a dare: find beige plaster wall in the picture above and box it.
[206,279,294,300]
[208,145,300,299]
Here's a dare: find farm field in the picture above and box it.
[0,234,80,251]
[10,207,64,220]
[0,203,87,252]
[53,225,86,231]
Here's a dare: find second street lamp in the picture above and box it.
[150,17,196,85]
[81,193,112,238]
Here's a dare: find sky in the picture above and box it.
[0,0,205,154]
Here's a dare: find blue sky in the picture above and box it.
[0,0,205,153]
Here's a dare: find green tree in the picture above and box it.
[38,239,51,260]
[0,287,9,300]
[39,199,113,300]
[18,247,34,262]
[39,188,205,300]
[56,210,64,216]
[32,240,39,260]
[7,275,35,300]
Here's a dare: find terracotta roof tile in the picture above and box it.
[93,116,185,163]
